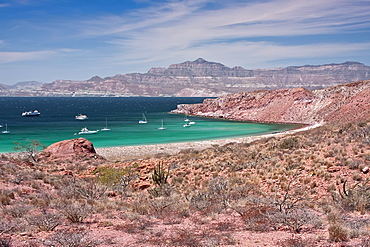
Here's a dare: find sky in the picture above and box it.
[1,0,370,85]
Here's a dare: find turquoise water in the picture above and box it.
[0,97,299,153]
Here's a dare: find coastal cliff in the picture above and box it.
[171,80,370,125]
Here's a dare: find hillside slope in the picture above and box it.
[172,80,370,125]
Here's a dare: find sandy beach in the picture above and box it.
[96,123,322,160]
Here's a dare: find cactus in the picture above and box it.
[152,162,170,186]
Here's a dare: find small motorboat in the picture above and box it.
[78,127,98,135]
[75,114,88,120]
[22,110,41,117]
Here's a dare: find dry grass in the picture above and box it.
[0,120,370,246]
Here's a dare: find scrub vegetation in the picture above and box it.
[0,120,370,246]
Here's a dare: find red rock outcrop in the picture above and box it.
[172,80,370,125]
[39,138,101,161]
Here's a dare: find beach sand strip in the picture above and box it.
[96,123,322,161]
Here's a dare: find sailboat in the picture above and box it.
[158,119,166,130]
[139,113,147,124]
[1,124,10,134]
[101,118,111,131]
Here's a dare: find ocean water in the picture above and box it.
[0,97,299,153]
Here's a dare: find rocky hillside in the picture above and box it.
[1,59,370,97]
[171,80,370,125]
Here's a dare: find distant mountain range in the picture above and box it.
[1,58,370,97]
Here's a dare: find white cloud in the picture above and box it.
[76,0,370,70]
[0,49,77,64]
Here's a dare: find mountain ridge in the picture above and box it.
[1,59,370,96]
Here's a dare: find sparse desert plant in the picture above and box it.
[269,208,322,233]
[277,235,316,247]
[43,229,100,247]
[0,190,15,205]
[279,137,300,150]
[26,210,62,231]
[0,237,11,247]
[328,223,349,242]
[333,179,370,214]
[152,162,170,186]
[55,200,93,223]
[13,139,46,163]
[3,204,33,218]
[0,221,15,236]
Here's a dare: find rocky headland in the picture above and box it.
[172,80,370,125]
[1,59,370,97]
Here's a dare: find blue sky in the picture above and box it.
[1,0,370,85]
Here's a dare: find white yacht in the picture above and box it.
[78,127,98,135]
[184,116,196,125]
[22,110,41,117]
[75,114,88,120]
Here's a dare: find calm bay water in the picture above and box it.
[0,97,299,153]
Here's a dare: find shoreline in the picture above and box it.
[96,123,323,161]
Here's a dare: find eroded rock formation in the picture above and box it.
[171,80,370,125]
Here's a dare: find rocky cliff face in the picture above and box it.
[1,59,370,97]
[171,80,370,125]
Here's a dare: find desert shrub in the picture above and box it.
[328,223,349,242]
[26,210,61,231]
[333,180,370,214]
[55,200,93,223]
[147,183,174,197]
[114,215,153,233]
[269,208,322,233]
[240,205,276,232]
[29,193,53,207]
[0,221,14,236]
[3,204,33,218]
[130,194,151,215]
[279,137,300,150]
[57,178,107,203]
[93,165,137,187]
[277,235,316,247]
[189,177,232,214]
[0,190,15,205]
[326,210,350,242]
[0,237,11,247]
[13,139,46,163]
[138,225,237,247]
[43,229,100,247]
[190,177,231,214]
